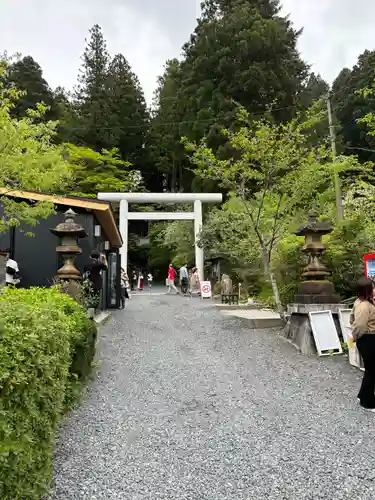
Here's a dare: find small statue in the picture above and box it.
[221,274,233,295]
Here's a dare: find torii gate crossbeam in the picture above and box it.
[97,192,223,280]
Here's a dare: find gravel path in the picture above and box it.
[49,292,375,500]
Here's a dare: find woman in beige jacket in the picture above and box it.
[350,277,375,411]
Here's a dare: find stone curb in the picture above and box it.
[213,303,264,311]
[94,311,111,325]
[237,317,285,329]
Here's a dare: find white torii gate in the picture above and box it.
[97,192,223,280]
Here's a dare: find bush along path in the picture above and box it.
[0,287,97,500]
[49,293,375,500]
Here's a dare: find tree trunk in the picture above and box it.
[263,253,284,318]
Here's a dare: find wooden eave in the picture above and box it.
[0,188,122,248]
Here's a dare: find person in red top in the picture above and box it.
[167,263,179,294]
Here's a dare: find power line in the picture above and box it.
[58,104,299,131]
[60,76,374,133]
[344,145,375,154]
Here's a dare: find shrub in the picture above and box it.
[0,286,96,500]
[213,280,222,296]
[325,214,375,300]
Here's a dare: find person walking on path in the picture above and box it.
[125,272,131,300]
[131,271,137,291]
[138,272,144,291]
[350,277,375,411]
[120,268,130,309]
[147,272,153,290]
[5,250,20,286]
[188,268,193,296]
[179,264,189,296]
[167,264,178,294]
[84,251,108,311]
[190,266,201,296]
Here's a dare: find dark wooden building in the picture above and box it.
[0,190,122,310]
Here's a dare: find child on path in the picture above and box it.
[131,271,137,291]
[148,272,153,290]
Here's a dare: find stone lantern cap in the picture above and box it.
[50,209,87,238]
[295,213,333,237]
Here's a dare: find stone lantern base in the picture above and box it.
[283,303,347,355]
[57,279,84,303]
[294,280,341,304]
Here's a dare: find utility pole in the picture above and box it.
[326,93,343,220]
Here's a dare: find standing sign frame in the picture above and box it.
[308,310,343,356]
[364,253,375,279]
[200,281,212,299]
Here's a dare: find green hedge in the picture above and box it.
[0,287,97,500]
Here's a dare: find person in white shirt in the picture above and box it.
[6,252,20,286]
[179,264,189,295]
[147,272,153,290]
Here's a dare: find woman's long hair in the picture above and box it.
[356,277,374,304]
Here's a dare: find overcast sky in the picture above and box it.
[1,0,374,104]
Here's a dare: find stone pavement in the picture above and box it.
[49,292,375,500]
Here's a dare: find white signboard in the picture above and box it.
[200,281,212,299]
[339,309,365,371]
[309,310,343,356]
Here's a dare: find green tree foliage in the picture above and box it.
[5,55,58,121]
[357,68,375,136]
[64,144,141,197]
[74,24,111,150]
[332,50,375,162]
[298,73,329,109]
[147,222,173,277]
[272,211,375,306]
[149,0,308,191]
[0,65,72,231]
[149,59,183,191]
[73,25,151,188]
[162,220,195,266]
[53,86,79,143]
[185,107,364,312]
[106,54,150,178]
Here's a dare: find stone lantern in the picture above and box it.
[283,212,344,355]
[294,213,340,304]
[50,209,87,282]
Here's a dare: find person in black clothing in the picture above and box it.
[84,251,108,310]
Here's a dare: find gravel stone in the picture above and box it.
[48,290,375,499]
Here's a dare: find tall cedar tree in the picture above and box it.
[149,0,307,192]
[53,86,80,144]
[6,56,58,120]
[74,24,111,151]
[149,59,183,191]
[106,54,150,176]
[74,27,151,186]
[298,73,329,109]
[332,50,375,163]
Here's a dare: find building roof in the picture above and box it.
[0,188,122,248]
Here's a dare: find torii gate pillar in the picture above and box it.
[194,199,203,284]
[98,193,223,281]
